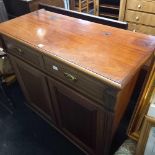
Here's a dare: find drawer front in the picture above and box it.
[125,10,155,26]
[3,36,44,68]
[128,22,155,35]
[127,0,155,13]
[43,55,112,109]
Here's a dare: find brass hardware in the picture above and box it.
[136,16,139,21]
[37,44,44,48]
[103,32,111,36]
[133,29,136,32]
[64,72,77,82]
[137,4,141,9]
[13,47,23,55]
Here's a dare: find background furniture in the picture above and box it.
[3,0,64,19]
[3,0,30,19]
[136,116,155,155]
[96,0,155,35]
[0,2,13,114]
[70,0,124,19]
[0,48,14,114]
[39,4,128,29]
[98,0,120,19]
[124,0,155,35]
[112,0,155,35]
[0,0,8,22]
[72,0,94,14]
[96,0,126,20]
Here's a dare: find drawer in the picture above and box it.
[127,0,155,14]
[43,55,112,109]
[128,22,155,35]
[3,36,44,68]
[125,10,155,27]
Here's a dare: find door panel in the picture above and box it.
[9,55,56,123]
[48,78,102,153]
[56,90,97,148]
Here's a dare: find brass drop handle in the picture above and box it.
[136,16,139,21]
[137,4,141,9]
[133,29,136,32]
[64,72,77,82]
[13,47,23,55]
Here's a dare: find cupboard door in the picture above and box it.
[48,78,110,154]
[9,55,56,123]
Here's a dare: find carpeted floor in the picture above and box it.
[0,82,85,155]
[0,81,138,155]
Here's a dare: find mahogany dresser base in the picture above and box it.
[0,9,154,155]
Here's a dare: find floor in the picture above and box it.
[0,81,137,155]
[0,82,86,155]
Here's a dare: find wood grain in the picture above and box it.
[0,9,155,89]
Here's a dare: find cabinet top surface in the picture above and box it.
[0,9,155,89]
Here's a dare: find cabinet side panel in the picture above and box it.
[113,72,139,136]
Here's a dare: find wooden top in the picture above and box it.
[0,9,155,89]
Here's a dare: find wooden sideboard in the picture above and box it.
[0,9,155,155]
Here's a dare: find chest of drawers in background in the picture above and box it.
[124,0,155,35]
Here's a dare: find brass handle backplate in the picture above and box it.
[64,72,77,82]
[13,47,24,55]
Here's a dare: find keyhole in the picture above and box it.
[102,32,111,36]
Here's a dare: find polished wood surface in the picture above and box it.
[0,10,155,87]
[0,9,155,89]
